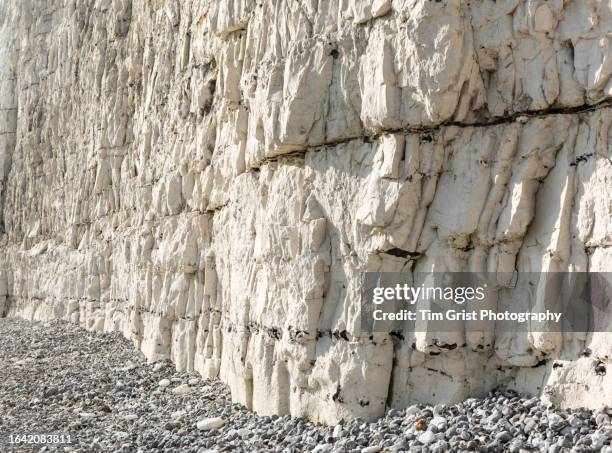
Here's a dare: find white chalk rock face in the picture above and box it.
[1,0,612,424]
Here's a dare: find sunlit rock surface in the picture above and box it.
[1,0,611,424]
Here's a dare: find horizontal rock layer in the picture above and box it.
[1,0,611,423]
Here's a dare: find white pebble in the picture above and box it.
[158,379,171,388]
[332,424,343,439]
[172,384,191,395]
[418,431,435,445]
[596,413,611,426]
[430,416,447,429]
[196,417,225,431]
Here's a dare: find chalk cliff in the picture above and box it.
[1,0,611,423]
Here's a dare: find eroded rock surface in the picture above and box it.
[1,0,611,424]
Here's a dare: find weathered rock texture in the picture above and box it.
[1,0,612,424]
